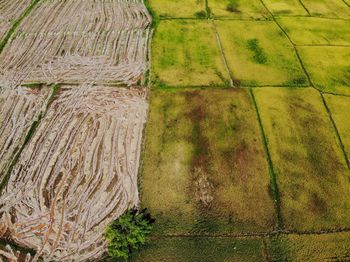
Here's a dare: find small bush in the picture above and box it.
[226,0,240,12]
[105,208,155,261]
[195,10,207,19]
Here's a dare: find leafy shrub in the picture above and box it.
[105,208,155,261]
[226,0,240,12]
[195,10,207,19]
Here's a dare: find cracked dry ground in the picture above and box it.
[0,0,152,260]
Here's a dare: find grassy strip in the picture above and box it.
[205,0,212,18]
[320,93,350,171]
[0,0,41,54]
[144,0,159,29]
[249,88,283,230]
[0,85,60,194]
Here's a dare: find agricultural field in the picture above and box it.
[141,89,276,234]
[140,0,350,261]
[0,0,350,261]
[152,20,230,87]
[0,0,151,260]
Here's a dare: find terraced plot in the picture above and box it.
[215,20,307,86]
[152,20,230,87]
[0,86,148,261]
[209,0,270,19]
[324,94,350,162]
[262,0,309,16]
[132,237,265,261]
[277,17,350,45]
[141,89,275,234]
[266,232,350,261]
[147,0,206,18]
[254,88,350,231]
[298,46,350,94]
[0,0,151,86]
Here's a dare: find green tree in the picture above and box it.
[105,208,155,261]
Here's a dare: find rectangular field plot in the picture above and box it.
[0,86,148,261]
[15,0,151,34]
[324,94,350,161]
[131,237,265,262]
[262,0,309,16]
[0,0,31,40]
[215,21,307,86]
[254,88,350,231]
[147,0,206,18]
[302,0,350,18]
[208,0,270,19]
[0,0,151,86]
[152,20,230,87]
[141,89,276,234]
[298,46,350,95]
[278,17,350,45]
[266,232,350,261]
[0,86,50,178]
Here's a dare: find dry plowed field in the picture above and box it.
[0,0,151,260]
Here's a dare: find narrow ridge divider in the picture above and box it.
[249,88,283,230]
[320,92,350,171]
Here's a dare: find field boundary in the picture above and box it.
[211,20,234,87]
[249,88,283,230]
[297,0,312,16]
[320,93,350,171]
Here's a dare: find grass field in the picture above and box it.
[152,20,230,87]
[147,0,206,18]
[254,88,350,230]
[266,232,350,261]
[298,46,350,94]
[278,17,350,45]
[215,20,307,86]
[2,0,350,260]
[302,0,350,18]
[132,237,265,262]
[208,0,270,19]
[141,89,276,234]
[324,94,350,161]
[262,0,309,15]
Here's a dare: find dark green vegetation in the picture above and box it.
[140,0,350,260]
[246,39,268,64]
[226,0,240,12]
[105,209,154,261]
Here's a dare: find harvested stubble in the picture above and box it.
[0,86,148,261]
[0,0,31,40]
[0,86,50,178]
[0,0,152,86]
